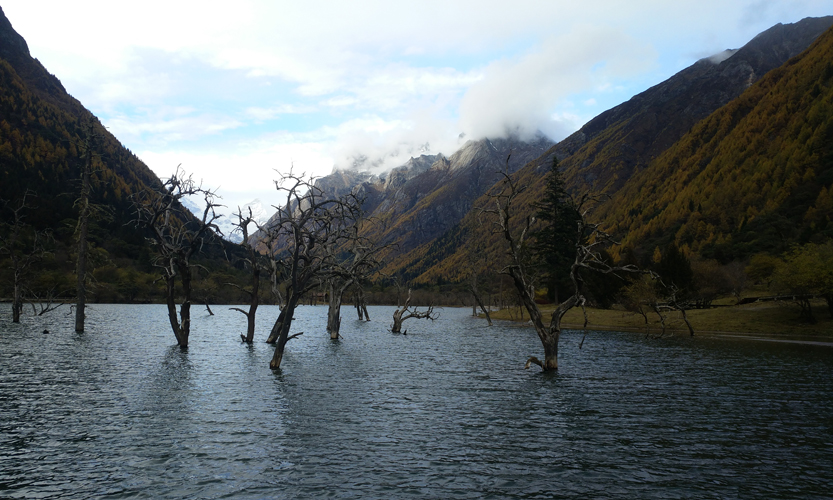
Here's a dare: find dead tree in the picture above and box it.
[658,281,695,336]
[481,169,641,371]
[353,283,371,321]
[132,166,222,348]
[325,217,385,339]
[262,172,361,369]
[466,254,493,325]
[228,206,266,343]
[74,120,94,332]
[29,285,68,316]
[390,289,438,333]
[0,192,49,323]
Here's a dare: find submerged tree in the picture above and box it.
[262,172,362,369]
[352,283,371,321]
[468,268,492,326]
[481,164,641,371]
[75,120,95,333]
[390,289,438,333]
[228,206,267,343]
[132,167,222,347]
[464,249,496,325]
[325,216,386,339]
[0,192,49,323]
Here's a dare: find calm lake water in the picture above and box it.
[1,304,831,499]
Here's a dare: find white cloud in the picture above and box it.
[458,25,657,141]
[104,108,244,146]
[244,104,318,121]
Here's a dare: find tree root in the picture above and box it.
[524,356,543,369]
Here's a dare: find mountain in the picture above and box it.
[553,16,833,198]
[261,135,554,269]
[0,7,252,304]
[383,17,833,284]
[0,6,164,259]
[598,21,833,261]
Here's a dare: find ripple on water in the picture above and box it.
[0,304,831,499]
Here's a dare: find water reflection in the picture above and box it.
[0,304,831,498]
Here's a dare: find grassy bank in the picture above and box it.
[489,299,833,337]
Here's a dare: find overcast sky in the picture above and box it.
[3,0,833,213]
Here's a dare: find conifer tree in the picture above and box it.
[531,157,581,303]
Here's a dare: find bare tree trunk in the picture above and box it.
[12,280,22,323]
[165,276,186,346]
[75,122,92,333]
[354,286,370,321]
[542,333,559,371]
[327,280,349,339]
[391,289,436,333]
[270,294,303,370]
[266,308,285,344]
[391,308,405,333]
[238,267,260,343]
[680,307,695,336]
[652,305,667,335]
[470,272,492,326]
[327,301,342,339]
[179,264,192,346]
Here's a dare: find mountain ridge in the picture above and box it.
[383,16,833,284]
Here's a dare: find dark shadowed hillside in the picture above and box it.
[0,6,164,256]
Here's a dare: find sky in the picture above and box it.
[3,0,833,215]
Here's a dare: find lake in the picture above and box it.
[1,304,831,499]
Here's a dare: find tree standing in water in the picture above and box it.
[0,192,49,323]
[74,119,94,333]
[262,172,361,369]
[132,167,222,348]
[482,158,640,371]
[325,217,385,339]
[228,206,268,343]
[390,289,438,333]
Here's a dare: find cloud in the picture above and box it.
[106,108,244,146]
[139,139,334,215]
[458,25,656,142]
[6,0,833,204]
[244,104,318,121]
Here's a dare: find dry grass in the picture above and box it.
[489,299,833,337]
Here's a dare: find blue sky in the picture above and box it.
[4,0,833,213]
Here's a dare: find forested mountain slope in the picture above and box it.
[553,16,833,198]
[601,23,833,261]
[0,6,164,260]
[397,17,833,284]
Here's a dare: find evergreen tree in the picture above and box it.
[531,157,581,303]
[656,243,694,295]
